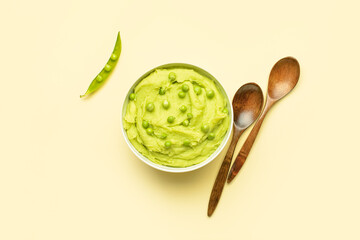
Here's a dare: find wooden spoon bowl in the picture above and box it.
[233,83,264,129]
[268,57,300,100]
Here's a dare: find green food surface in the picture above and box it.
[123,68,230,167]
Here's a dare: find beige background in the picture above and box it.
[1,0,360,239]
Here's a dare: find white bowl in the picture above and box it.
[121,63,233,173]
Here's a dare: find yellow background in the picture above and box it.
[1,0,359,239]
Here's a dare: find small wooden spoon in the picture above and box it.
[227,57,300,183]
[208,83,263,217]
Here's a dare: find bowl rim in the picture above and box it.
[121,63,233,173]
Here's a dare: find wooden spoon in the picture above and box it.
[208,83,263,217]
[227,57,300,183]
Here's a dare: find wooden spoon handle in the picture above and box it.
[227,101,272,183]
[208,127,244,217]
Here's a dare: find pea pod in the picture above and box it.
[80,32,122,98]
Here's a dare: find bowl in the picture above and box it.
[121,63,233,173]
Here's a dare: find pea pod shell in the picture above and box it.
[80,31,122,98]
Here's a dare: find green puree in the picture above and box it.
[123,68,230,167]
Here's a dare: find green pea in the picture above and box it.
[159,87,166,95]
[223,108,228,114]
[182,84,189,92]
[164,141,172,148]
[159,133,167,139]
[206,89,215,99]
[201,124,210,133]
[168,72,176,81]
[207,132,215,140]
[167,116,175,123]
[183,140,190,146]
[182,119,189,126]
[104,64,112,72]
[146,128,153,135]
[194,86,202,95]
[178,91,186,98]
[146,102,155,112]
[80,32,121,98]
[142,120,149,129]
[179,105,187,112]
[96,75,103,83]
[162,100,170,109]
[129,93,135,100]
[187,113,193,119]
[111,53,118,61]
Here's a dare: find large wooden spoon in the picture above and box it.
[227,57,300,183]
[208,83,263,217]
